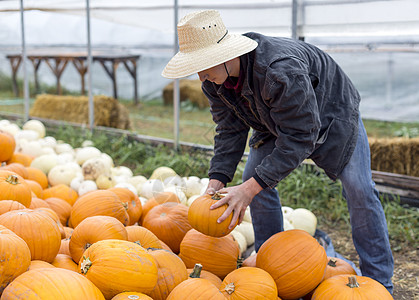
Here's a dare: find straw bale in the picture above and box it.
[163,79,209,109]
[369,137,419,177]
[29,94,130,129]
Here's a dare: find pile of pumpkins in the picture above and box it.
[0,119,392,299]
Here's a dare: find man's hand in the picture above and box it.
[205,179,225,195]
[209,177,263,229]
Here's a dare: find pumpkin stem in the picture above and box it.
[328,258,338,267]
[189,263,202,278]
[211,192,223,200]
[347,276,360,288]
[122,202,129,210]
[84,242,92,250]
[5,175,20,185]
[224,282,235,295]
[236,257,244,268]
[80,256,92,274]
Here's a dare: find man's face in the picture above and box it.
[198,64,227,85]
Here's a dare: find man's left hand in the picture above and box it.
[210,177,263,229]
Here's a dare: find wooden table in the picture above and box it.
[6,51,140,104]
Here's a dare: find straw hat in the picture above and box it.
[162,10,258,79]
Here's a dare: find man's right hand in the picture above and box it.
[205,179,225,195]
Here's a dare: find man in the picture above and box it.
[162,10,393,293]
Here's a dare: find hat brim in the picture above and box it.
[162,34,258,79]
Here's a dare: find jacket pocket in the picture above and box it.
[315,118,334,146]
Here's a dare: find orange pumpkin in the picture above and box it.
[0,200,26,215]
[28,260,56,270]
[0,225,31,293]
[167,264,225,300]
[324,257,357,281]
[142,202,192,254]
[63,226,74,238]
[1,267,105,299]
[29,197,50,209]
[179,229,240,279]
[0,170,32,207]
[256,229,328,300]
[111,292,153,300]
[140,191,180,224]
[26,166,49,189]
[52,254,78,272]
[25,179,44,198]
[36,207,67,239]
[1,162,29,178]
[79,239,158,299]
[70,190,129,228]
[126,225,163,249]
[220,267,278,299]
[109,187,143,225]
[0,130,16,162]
[311,275,393,299]
[69,215,128,263]
[187,268,222,288]
[188,192,237,237]
[7,152,33,166]
[45,197,73,226]
[58,238,71,256]
[0,209,61,263]
[147,248,189,300]
[42,184,78,206]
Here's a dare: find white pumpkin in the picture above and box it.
[56,152,75,165]
[287,208,317,236]
[111,166,133,178]
[81,140,94,147]
[22,119,46,138]
[82,157,112,181]
[17,139,44,157]
[39,136,57,148]
[230,230,247,255]
[149,166,177,181]
[55,143,74,155]
[127,175,147,191]
[30,154,58,174]
[95,174,116,189]
[235,221,255,247]
[100,153,114,168]
[140,179,165,199]
[186,194,200,207]
[200,177,210,187]
[281,206,294,220]
[75,146,102,165]
[48,164,78,186]
[114,175,130,185]
[184,177,203,198]
[164,175,186,189]
[0,119,10,127]
[243,207,252,223]
[78,180,98,196]
[70,176,84,193]
[14,129,39,141]
[114,182,138,196]
[1,123,20,136]
[41,146,56,155]
[283,218,295,231]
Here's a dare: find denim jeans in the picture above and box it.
[242,117,394,293]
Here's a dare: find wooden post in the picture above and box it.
[7,55,22,97]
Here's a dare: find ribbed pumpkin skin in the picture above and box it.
[59,238,71,256]
[256,229,328,299]
[0,200,26,215]
[1,267,105,299]
[109,187,143,225]
[1,163,29,178]
[0,225,31,293]
[220,267,278,299]
[0,170,32,207]
[179,229,240,279]
[69,215,128,263]
[142,202,192,254]
[188,193,237,237]
[25,167,49,189]
[52,254,79,272]
[111,292,153,299]
[0,209,61,262]
[126,225,163,249]
[187,268,222,288]
[147,248,189,300]
[7,152,33,167]
[0,131,16,162]
[140,192,180,224]
[70,190,129,228]
[42,184,79,206]
[25,179,44,198]
[79,239,158,299]
[167,278,225,300]
[28,260,56,270]
[324,257,357,281]
[311,274,393,300]
[45,197,73,226]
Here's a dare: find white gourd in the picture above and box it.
[30,154,58,174]
[287,208,317,236]
[48,164,78,186]
[78,180,98,196]
[235,221,255,247]
[140,179,165,199]
[82,157,111,181]
[149,166,177,181]
[75,146,102,165]
[281,206,294,220]
[230,230,247,255]
[22,120,46,138]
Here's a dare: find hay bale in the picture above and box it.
[163,79,209,109]
[29,94,130,130]
[369,137,419,177]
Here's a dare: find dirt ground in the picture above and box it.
[320,223,418,300]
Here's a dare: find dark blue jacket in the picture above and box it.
[202,32,360,188]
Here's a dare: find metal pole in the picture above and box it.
[19,0,29,121]
[86,0,94,130]
[386,52,394,108]
[291,0,298,40]
[173,0,180,150]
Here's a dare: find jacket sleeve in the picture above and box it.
[255,57,321,188]
[202,83,250,183]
